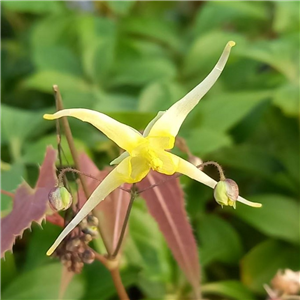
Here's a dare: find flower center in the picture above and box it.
[131,139,163,170]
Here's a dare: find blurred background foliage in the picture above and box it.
[1,1,299,300]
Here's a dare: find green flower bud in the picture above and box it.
[48,186,72,211]
[214,179,239,209]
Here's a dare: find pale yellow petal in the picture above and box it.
[149,41,235,138]
[46,162,127,256]
[155,150,179,175]
[173,154,217,189]
[143,111,165,137]
[44,108,142,152]
[116,156,150,183]
[110,151,129,165]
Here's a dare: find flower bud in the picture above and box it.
[87,215,99,227]
[48,186,72,211]
[81,249,95,264]
[214,179,239,209]
[82,234,93,244]
[271,269,300,295]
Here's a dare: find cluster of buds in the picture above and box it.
[53,214,99,273]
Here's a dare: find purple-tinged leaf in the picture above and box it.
[137,171,200,297]
[77,153,131,255]
[1,146,58,258]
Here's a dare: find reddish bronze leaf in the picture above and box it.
[77,153,131,255]
[1,146,58,258]
[137,171,200,297]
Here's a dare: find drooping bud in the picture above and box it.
[214,179,239,209]
[81,249,95,264]
[48,186,72,211]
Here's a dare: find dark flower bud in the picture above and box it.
[81,249,95,264]
[87,215,99,227]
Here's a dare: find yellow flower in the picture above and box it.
[44,41,261,255]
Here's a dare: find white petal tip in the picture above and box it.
[228,41,236,48]
[46,247,55,256]
[43,114,55,120]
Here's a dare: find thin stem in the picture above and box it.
[109,268,130,300]
[52,86,129,300]
[1,190,14,198]
[92,249,129,300]
[58,167,101,186]
[53,86,110,251]
[89,247,109,268]
[53,85,90,197]
[200,161,225,181]
[111,184,137,258]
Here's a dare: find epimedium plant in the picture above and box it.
[43,41,261,258]
[2,41,262,300]
[1,2,299,300]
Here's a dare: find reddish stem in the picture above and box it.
[1,190,14,198]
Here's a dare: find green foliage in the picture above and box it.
[1,1,299,300]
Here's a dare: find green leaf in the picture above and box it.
[194,1,267,36]
[1,105,51,145]
[1,105,53,161]
[107,111,156,131]
[124,200,171,282]
[1,252,17,289]
[211,145,282,183]
[24,223,62,271]
[236,36,298,83]
[76,15,116,83]
[105,1,135,16]
[241,239,300,293]
[138,81,186,112]
[234,194,299,245]
[183,31,247,77]
[273,2,300,34]
[32,46,82,76]
[93,91,138,113]
[2,263,84,299]
[123,16,180,50]
[23,71,91,94]
[82,262,137,300]
[198,215,243,266]
[22,134,89,165]
[2,1,62,13]
[30,15,75,50]
[186,127,232,157]
[1,163,25,215]
[273,83,299,117]
[111,57,176,87]
[202,280,256,300]
[194,90,271,133]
